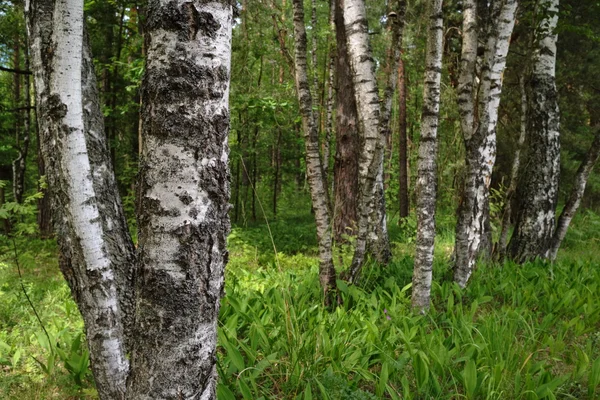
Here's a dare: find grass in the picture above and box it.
[1,209,599,399]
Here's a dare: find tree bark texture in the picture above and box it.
[333,0,359,243]
[497,74,528,260]
[25,0,136,398]
[129,1,233,398]
[453,0,517,287]
[412,0,443,313]
[291,0,337,304]
[343,0,386,283]
[367,0,407,264]
[549,130,600,260]
[509,0,560,263]
[398,56,409,219]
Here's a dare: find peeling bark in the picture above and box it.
[291,0,337,304]
[25,0,136,398]
[343,0,386,283]
[453,0,517,287]
[549,130,600,260]
[412,0,443,313]
[509,0,560,262]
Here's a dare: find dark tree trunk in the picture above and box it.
[398,56,409,219]
[332,0,359,243]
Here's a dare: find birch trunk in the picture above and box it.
[497,74,527,260]
[367,0,407,264]
[343,0,386,283]
[333,0,359,243]
[322,0,335,183]
[128,2,233,398]
[25,0,136,398]
[508,0,560,262]
[549,130,600,260]
[291,0,337,304]
[412,0,443,312]
[453,0,517,287]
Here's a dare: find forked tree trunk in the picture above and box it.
[412,0,443,313]
[291,0,337,304]
[453,0,517,287]
[25,0,136,398]
[128,1,233,398]
[549,130,600,260]
[497,74,528,260]
[509,0,560,262]
[333,0,359,243]
[343,0,386,283]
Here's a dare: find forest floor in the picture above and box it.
[1,209,600,399]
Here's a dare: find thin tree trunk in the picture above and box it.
[291,0,337,305]
[128,1,233,398]
[412,0,443,313]
[343,0,386,283]
[25,0,136,397]
[322,0,335,184]
[333,0,359,243]
[497,74,527,260]
[509,0,560,262]
[398,55,409,219]
[549,130,600,260]
[13,34,30,204]
[453,0,517,287]
[367,0,407,264]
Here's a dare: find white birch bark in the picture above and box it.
[453,0,517,287]
[367,0,407,265]
[127,1,233,398]
[549,131,600,260]
[25,0,136,398]
[509,0,561,262]
[343,0,386,282]
[412,0,443,313]
[291,0,337,304]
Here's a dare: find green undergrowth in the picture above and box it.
[0,210,599,399]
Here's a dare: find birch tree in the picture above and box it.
[127,1,233,398]
[509,0,561,262]
[26,0,135,396]
[366,0,408,265]
[343,0,386,283]
[453,0,518,287]
[26,0,234,398]
[411,0,443,312]
[549,130,600,260]
[291,0,337,304]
